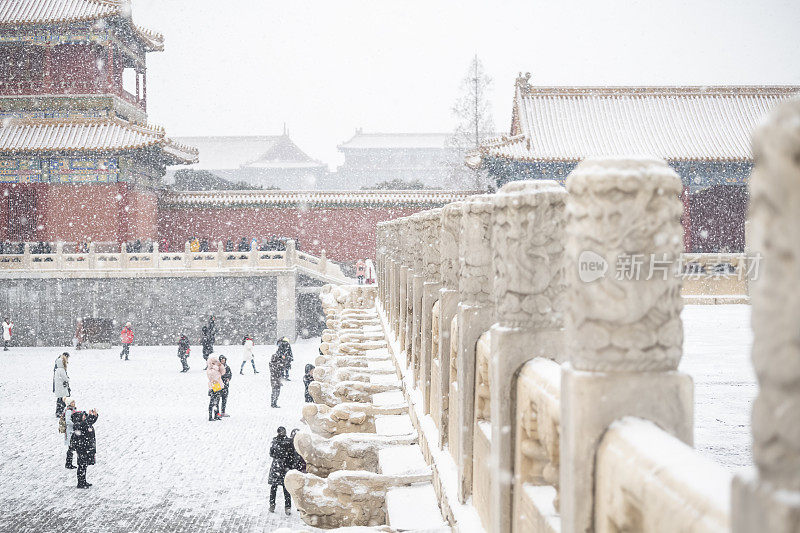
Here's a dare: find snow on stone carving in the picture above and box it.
[565,157,684,372]
[293,430,417,477]
[459,196,494,306]
[474,331,491,422]
[422,208,443,282]
[284,469,432,529]
[440,202,464,291]
[493,180,567,329]
[747,97,800,491]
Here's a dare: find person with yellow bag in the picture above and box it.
[206,355,224,421]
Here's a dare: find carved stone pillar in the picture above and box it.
[456,195,495,503]
[488,180,567,533]
[560,158,692,533]
[732,98,800,533]
[397,218,411,356]
[410,213,427,387]
[420,208,443,414]
[376,223,387,306]
[437,201,464,449]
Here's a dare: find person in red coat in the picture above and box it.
[120,323,133,361]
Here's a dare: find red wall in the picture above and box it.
[158,205,424,262]
[0,183,157,244]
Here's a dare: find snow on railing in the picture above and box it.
[0,240,348,282]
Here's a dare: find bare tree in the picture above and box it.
[447,55,495,190]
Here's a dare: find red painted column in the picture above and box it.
[106,44,114,93]
[43,46,53,93]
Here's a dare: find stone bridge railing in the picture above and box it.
[374,98,800,533]
[0,239,348,282]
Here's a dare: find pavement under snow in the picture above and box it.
[0,339,320,533]
[0,304,755,532]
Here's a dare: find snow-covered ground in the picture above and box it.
[0,340,320,533]
[0,305,755,532]
[680,304,756,471]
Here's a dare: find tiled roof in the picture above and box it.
[0,0,164,51]
[0,118,198,164]
[339,132,450,150]
[477,78,800,163]
[161,189,476,208]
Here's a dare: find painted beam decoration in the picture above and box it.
[0,156,119,183]
[0,23,109,46]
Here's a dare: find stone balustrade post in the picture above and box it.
[22,242,31,269]
[249,244,258,268]
[488,181,567,533]
[216,241,224,269]
[120,243,128,270]
[285,239,296,267]
[184,241,192,269]
[319,249,327,274]
[376,223,387,308]
[410,213,427,386]
[88,242,96,270]
[456,195,495,503]
[560,158,692,533]
[389,220,402,338]
[397,218,411,354]
[732,98,800,532]
[420,208,443,414]
[437,202,463,449]
[152,242,160,269]
[56,241,64,270]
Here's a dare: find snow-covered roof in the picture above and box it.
[476,75,800,164]
[172,135,323,172]
[0,0,165,51]
[161,189,475,208]
[0,117,198,164]
[338,132,450,150]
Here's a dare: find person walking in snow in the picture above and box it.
[206,355,224,421]
[289,428,307,473]
[269,351,284,408]
[177,334,190,372]
[53,352,71,417]
[355,259,366,285]
[303,364,315,403]
[71,409,99,488]
[277,337,293,380]
[62,398,77,469]
[240,334,258,374]
[201,326,213,366]
[207,315,217,344]
[74,319,85,350]
[365,259,376,285]
[219,355,232,417]
[268,426,294,515]
[2,317,13,351]
[119,322,133,360]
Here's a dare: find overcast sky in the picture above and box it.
[132,0,800,168]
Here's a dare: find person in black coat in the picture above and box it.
[201,326,213,365]
[178,335,190,372]
[303,364,315,403]
[277,338,293,380]
[219,355,232,417]
[269,352,284,408]
[268,426,295,515]
[71,409,99,488]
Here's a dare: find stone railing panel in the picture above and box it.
[596,418,731,533]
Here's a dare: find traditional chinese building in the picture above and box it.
[171,132,328,190]
[333,130,452,189]
[0,0,197,244]
[469,73,800,252]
